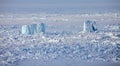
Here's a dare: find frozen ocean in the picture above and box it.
[0,0,120,66]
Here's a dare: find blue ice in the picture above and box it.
[21,23,45,35]
[83,20,97,32]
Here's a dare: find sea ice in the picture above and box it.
[21,23,45,35]
[83,20,97,32]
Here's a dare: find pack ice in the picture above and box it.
[83,20,97,32]
[21,23,45,35]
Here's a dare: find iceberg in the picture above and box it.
[21,23,45,35]
[83,20,97,32]
[37,23,45,33]
[21,25,29,34]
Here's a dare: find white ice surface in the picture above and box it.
[0,13,120,66]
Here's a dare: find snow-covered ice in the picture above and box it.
[0,13,120,66]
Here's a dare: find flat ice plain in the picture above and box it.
[0,13,120,66]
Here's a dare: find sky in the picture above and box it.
[0,0,119,6]
[0,0,119,13]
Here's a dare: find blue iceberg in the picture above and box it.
[21,23,45,35]
[83,20,97,32]
[37,23,45,33]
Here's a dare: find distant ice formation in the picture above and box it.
[1,23,120,66]
[40,23,45,33]
[21,23,45,35]
[83,20,97,32]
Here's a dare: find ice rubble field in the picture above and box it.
[0,13,120,66]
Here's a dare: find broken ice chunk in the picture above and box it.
[21,25,29,35]
[30,24,37,34]
[21,23,46,35]
[83,20,97,32]
[37,23,45,34]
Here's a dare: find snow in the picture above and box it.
[0,13,120,66]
